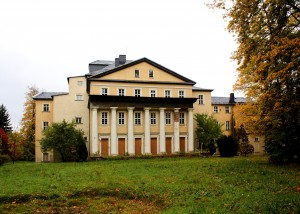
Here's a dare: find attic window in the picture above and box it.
[135,69,139,78]
[149,70,153,78]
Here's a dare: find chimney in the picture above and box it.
[119,55,126,65]
[229,93,235,103]
[115,57,119,67]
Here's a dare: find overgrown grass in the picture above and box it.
[0,156,299,213]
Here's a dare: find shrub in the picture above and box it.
[0,154,10,166]
[239,143,254,157]
[217,135,239,157]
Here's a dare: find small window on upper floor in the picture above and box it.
[135,112,142,125]
[77,81,83,86]
[225,106,230,113]
[43,121,49,130]
[118,88,125,96]
[226,121,230,130]
[135,69,139,78]
[150,112,156,125]
[118,112,125,125]
[150,89,156,97]
[179,90,185,98]
[75,94,83,101]
[101,88,108,96]
[149,70,154,78]
[199,95,204,105]
[75,117,82,124]
[165,90,171,98]
[135,89,141,97]
[43,104,49,112]
[214,106,218,113]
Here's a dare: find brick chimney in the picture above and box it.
[229,93,235,103]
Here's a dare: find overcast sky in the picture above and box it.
[0,0,239,130]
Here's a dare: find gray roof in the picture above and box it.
[33,92,68,100]
[87,60,133,76]
[212,96,246,104]
[192,86,213,92]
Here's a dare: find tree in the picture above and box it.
[0,128,9,155]
[217,135,239,157]
[8,132,23,163]
[19,85,39,161]
[40,120,87,162]
[194,113,223,154]
[0,104,12,133]
[209,0,300,163]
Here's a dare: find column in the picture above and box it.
[173,108,180,153]
[159,108,166,154]
[144,107,151,154]
[188,108,194,152]
[110,107,118,155]
[92,108,98,154]
[127,107,135,155]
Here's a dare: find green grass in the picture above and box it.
[0,156,299,213]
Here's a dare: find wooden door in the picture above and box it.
[166,137,172,155]
[135,138,142,155]
[151,138,157,155]
[180,137,185,153]
[101,139,109,157]
[118,138,126,156]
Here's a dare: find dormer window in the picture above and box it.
[135,69,139,78]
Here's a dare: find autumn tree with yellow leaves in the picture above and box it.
[209,0,300,163]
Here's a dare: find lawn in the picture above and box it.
[0,156,299,213]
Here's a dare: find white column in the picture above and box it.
[159,108,166,154]
[188,108,194,152]
[92,108,98,154]
[127,107,135,155]
[173,108,180,153]
[144,107,151,154]
[110,107,118,155]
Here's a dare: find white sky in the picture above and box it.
[0,0,240,130]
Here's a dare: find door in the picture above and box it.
[101,139,109,157]
[180,137,185,153]
[135,138,142,155]
[118,138,126,156]
[151,138,157,155]
[166,137,172,155]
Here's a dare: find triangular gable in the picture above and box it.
[88,58,196,84]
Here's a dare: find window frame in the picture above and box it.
[43,104,49,112]
[135,69,139,78]
[164,90,171,98]
[225,106,230,113]
[134,88,141,97]
[213,106,218,113]
[118,112,125,125]
[101,88,108,96]
[165,112,172,125]
[149,89,156,97]
[179,112,185,125]
[75,117,82,124]
[226,121,230,130]
[43,121,49,130]
[118,88,125,96]
[179,90,185,98]
[101,111,109,125]
[134,111,142,125]
[75,94,83,101]
[150,112,157,125]
[149,69,154,78]
[198,95,204,105]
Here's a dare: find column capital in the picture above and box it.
[174,108,181,112]
[127,107,135,110]
[110,107,118,110]
[188,108,193,112]
[159,108,166,111]
[144,107,151,111]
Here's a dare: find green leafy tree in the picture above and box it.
[19,85,39,161]
[194,113,223,154]
[209,0,300,163]
[40,120,87,162]
[0,104,12,133]
[217,135,239,157]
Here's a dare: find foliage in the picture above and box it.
[239,143,254,157]
[209,0,300,164]
[0,104,12,133]
[40,120,87,162]
[0,157,299,213]
[8,132,23,163]
[217,135,239,157]
[19,85,39,161]
[0,128,9,155]
[234,124,249,143]
[0,154,10,166]
[194,113,223,151]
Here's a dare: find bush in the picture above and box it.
[0,154,10,166]
[239,143,254,157]
[217,135,239,157]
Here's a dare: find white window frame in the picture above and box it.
[118,112,125,125]
[149,69,154,78]
[199,95,204,105]
[214,106,218,113]
[135,69,139,78]
[101,88,108,96]
[226,121,230,130]
[149,89,156,97]
[165,112,172,125]
[101,111,109,125]
[43,121,49,130]
[43,104,49,112]
[165,90,171,98]
[134,88,141,97]
[75,117,82,124]
[134,112,142,125]
[179,90,185,98]
[225,106,230,113]
[75,94,83,101]
[118,88,125,96]
[77,81,83,86]
[179,112,185,125]
[150,112,156,125]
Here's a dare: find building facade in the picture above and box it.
[33,55,264,162]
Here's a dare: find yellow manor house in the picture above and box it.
[33,55,264,162]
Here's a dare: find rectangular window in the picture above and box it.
[179,90,185,98]
[77,81,83,86]
[165,90,171,98]
[165,112,171,125]
[149,69,154,78]
[179,112,185,124]
[118,112,125,125]
[135,69,139,78]
[150,89,156,97]
[135,89,141,97]
[226,121,230,130]
[75,117,82,124]
[255,137,259,142]
[118,88,125,96]
[214,106,218,113]
[135,112,141,125]
[199,95,204,104]
[101,112,108,125]
[43,104,49,112]
[43,121,49,130]
[225,106,230,113]
[101,88,108,95]
[150,112,156,125]
[75,94,83,101]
